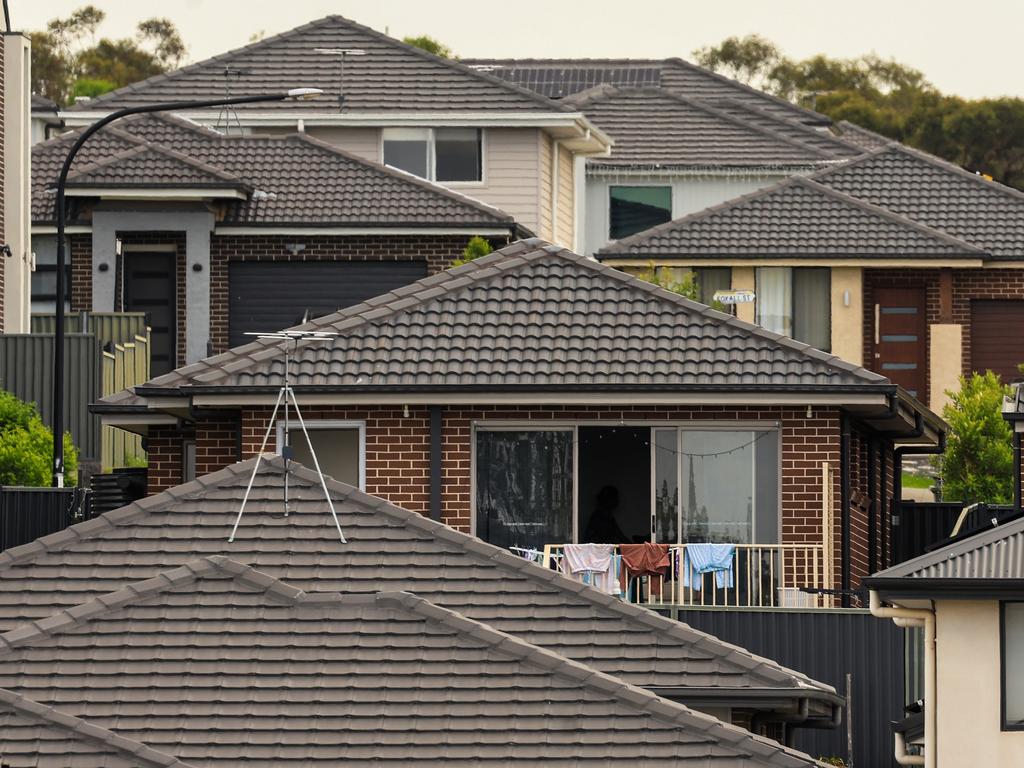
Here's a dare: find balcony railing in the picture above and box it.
[538,543,831,609]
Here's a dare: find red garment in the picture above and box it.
[619,543,671,596]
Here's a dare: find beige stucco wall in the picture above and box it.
[935,600,1024,767]
[731,267,756,324]
[830,267,863,366]
[929,324,963,414]
[305,126,381,163]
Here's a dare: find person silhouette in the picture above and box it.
[583,485,627,543]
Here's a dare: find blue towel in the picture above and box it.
[682,543,735,590]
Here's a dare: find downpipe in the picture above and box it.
[870,590,935,767]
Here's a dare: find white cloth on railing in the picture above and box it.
[561,544,619,595]
[681,543,736,590]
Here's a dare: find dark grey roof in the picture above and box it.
[31,93,60,113]
[705,100,861,159]
[0,455,834,699]
[120,238,889,397]
[564,87,839,169]
[0,554,822,766]
[597,176,985,259]
[65,142,248,190]
[464,57,829,126]
[868,512,1024,582]
[32,114,519,229]
[71,16,570,115]
[836,121,896,152]
[814,143,1024,260]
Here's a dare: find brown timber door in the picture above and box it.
[873,287,927,399]
[971,300,1024,383]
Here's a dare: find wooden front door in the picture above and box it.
[873,287,927,399]
[124,250,176,376]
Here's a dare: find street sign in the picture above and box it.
[712,289,756,305]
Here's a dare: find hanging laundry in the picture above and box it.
[681,543,736,591]
[619,543,671,597]
[561,543,619,595]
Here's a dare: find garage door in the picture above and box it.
[228,260,428,347]
[971,300,1024,383]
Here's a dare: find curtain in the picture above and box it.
[695,268,732,307]
[756,267,792,336]
[792,268,832,351]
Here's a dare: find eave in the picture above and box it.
[63,187,248,201]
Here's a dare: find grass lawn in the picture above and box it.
[901,472,934,489]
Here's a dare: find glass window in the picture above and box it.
[382,128,430,179]
[756,267,831,351]
[30,236,70,314]
[694,268,732,307]
[435,128,481,182]
[656,428,778,545]
[475,430,573,551]
[183,440,197,483]
[609,186,672,240]
[280,425,362,489]
[1004,602,1024,729]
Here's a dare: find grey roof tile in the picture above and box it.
[836,121,897,151]
[0,455,834,698]
[64,143,248,190]
[0,555,823,766]
[565,87,837,169]
[814,143,1024,259]
[116,238,886,399]
[598,176,986,258]
[72,16,570,114]
[33,113,519,229]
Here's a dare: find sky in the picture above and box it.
[16,0,1024,100]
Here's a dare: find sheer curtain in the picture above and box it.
[793,268,831,351]
[756,267,792,336]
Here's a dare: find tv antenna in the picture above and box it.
[314,48,367,110]
[228,329,346,543]
[214,66,248,134]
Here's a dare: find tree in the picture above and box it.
[694,35,1024,190]
[403,34,453,59]
[30,6,188,105]
[636,262,700,301]
[937,372,1014,503]
[0,391,78,487]
[452,236,493,267]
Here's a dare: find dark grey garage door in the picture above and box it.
[228,260,428,347]
[971,300,1024,383]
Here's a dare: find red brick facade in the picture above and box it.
[863,267,1024,403]
[145,402,891,593]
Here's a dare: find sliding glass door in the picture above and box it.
[475,429,573,550]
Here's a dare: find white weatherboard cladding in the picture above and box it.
[584,173,788,255]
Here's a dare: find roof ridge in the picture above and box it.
[599,173,983,258]
[287,132,517,225]
[275,456,831,692]
[709,97,863,156]
[65,141,247,187]
[0,687,199,767]
[377,591,818,766]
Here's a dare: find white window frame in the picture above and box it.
[470,420,782,546]
[275,418,366,491]
[380,127,486,186]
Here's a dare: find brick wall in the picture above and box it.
[146,425,189,495]
[149,403,850,578]
[206,234,504,354]
[864,268,1024,402]
[69,234,92,312]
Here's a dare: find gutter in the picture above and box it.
[869,590,934,768]
[893,414,946,507]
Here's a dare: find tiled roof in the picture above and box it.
[464,57,829,126]
[121,238,888,396]
[32,114,519,229]
[565,87,839,169]
[867,513,1024,582]
[835,121,896,152]
[706,100,861,159]
[597,177,985,259]
[71,16,570,114]
[0,455,835,698]
[0,554,823,766]
[814,144,1024,260]
[65,143,248,190]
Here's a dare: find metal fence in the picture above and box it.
[676,607,906,767]
[0,486,92,551]
[891,501,965,565]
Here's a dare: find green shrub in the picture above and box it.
[637,262,700,301]
[72,77,118,99]
[452,236,494,267]
[937,371,1013,503]
[0,391,78,486]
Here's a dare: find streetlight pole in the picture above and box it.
[51,88,322,486]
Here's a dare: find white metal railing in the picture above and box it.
[538,543,830,609]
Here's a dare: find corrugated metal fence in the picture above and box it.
[0,313,150,470]
[676,607,905,768]
[0,486,92,551]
